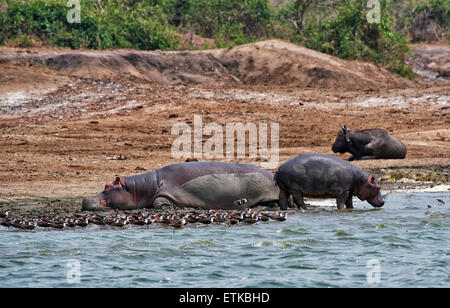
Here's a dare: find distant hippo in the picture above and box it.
[274,153,384,210]
[82,162,279,211]
[332,125,406,160]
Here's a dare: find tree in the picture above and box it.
[291,0,314,34]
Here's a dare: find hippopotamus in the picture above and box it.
[82,161,279,211]
[332,125,406,160]
[274,153,384,210]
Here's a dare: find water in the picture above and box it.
[1,192,449,288]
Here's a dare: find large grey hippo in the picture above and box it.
[274,153,384,210]
[332,125,406,160]
[82,162,279,211]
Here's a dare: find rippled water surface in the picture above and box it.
[1,192,449,287]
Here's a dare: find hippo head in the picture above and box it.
[82,177,136,211]
[332,125,351,154]
[356,176,384,208]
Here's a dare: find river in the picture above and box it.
[1,191,449,288]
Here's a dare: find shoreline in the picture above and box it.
[0,179,447,219]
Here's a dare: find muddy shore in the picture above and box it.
[0,165,447,221]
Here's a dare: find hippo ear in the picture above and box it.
[341,125,347,133]
[369,176,381,190]
[369,176,378,187]
[114,176,127,189]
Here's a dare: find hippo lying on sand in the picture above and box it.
[332,125,406,160]
[274,153,384,210]
[82,162,279,211]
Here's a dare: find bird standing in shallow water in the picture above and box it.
[112,217,129,227]
[0,209,11,218]
[245,211,263,224]
[273,212,288,221]
[0,207,289,231]
[21,219,37,230]
[76,217,89,227]
[51,219,67,229]
[169,218,186,228]
[37,218,52,228]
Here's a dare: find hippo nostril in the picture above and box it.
[374,200,384,207]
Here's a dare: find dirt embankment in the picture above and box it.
[0,40,415,89]
[209,40,414,89]
[0,40,448,205]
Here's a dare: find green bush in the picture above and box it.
[162,0,273,45]
[0,0,178,50]
[287,0,413,78]
[1,0,438,78]
[414,0,449,26]
[411,0,449,42]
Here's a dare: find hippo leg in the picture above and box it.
[292,192,307,210]
[345,193,354,209]
[279,189,290,210]
[153,196,175,209]
[336,191,350,209]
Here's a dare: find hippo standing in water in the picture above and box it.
[82,162,279,211]
[274,153,384,210]
[332,125,406,160]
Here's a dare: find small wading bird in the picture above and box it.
[51,218,67,229]
[0,209,289,231]
[21,219,37,230]
[169,218,187,228]
[0,209,11,218]
[271,212,288,221]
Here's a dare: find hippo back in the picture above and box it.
[153,162,279,209]
[276,153,360,198]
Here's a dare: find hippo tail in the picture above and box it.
[273,170,280,186]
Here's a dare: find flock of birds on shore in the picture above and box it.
[0,209,289,231]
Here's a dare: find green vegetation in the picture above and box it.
[389,0,449,42]
[411,0,450,42]
[0,0,448,77]
[0,0,178,50]
[163,0,274,46]
[277,0,413,77]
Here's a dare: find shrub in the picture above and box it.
[0,0,425,78]
[0,0,178,50]
[409,0,449,42]
[288,0,413,78]
[163,0,273,44]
